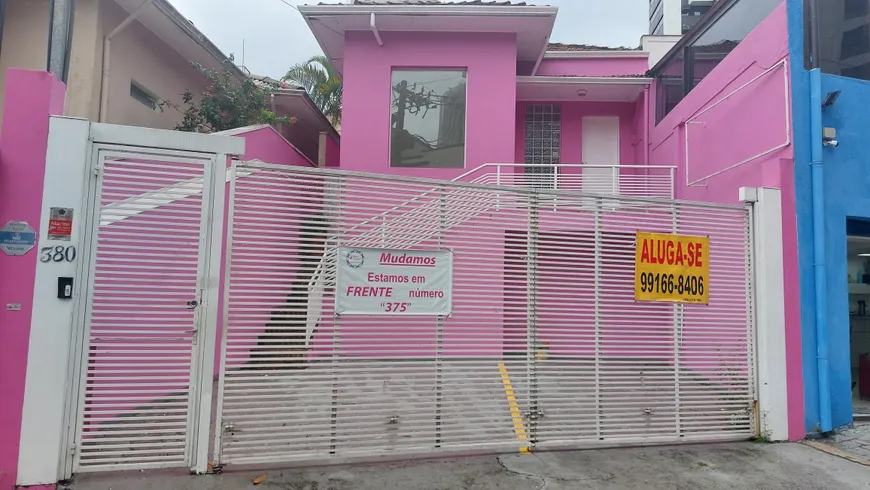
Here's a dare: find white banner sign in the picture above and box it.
[336,247,453,316]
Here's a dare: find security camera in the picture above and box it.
[823,139,839,148]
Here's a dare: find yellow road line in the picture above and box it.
[497,362,531,454]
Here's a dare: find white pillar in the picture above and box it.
[18,116,92,485]
[741,186,789,441]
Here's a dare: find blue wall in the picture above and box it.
[788,0,870,433]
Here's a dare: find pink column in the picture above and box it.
[0,69,66,490]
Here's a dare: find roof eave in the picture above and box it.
[151,0,245,80]
[297,5,559,17]
[272,89,341,141]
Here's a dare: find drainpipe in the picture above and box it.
[808,0,832,434]
[47,0,75,83]
[810,68,831,434]
[0,0,7,63]
[370,12,383,46]
[644,85,651,166]
[98,0,153,122]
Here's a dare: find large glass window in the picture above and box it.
[390,69,467,168]
[655,52,684,123]
[807,0,870,81]
[654,0,782,123]
[847,0,870,20]
[687,0,782,86]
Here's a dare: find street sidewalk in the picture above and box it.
[68,442,870,490]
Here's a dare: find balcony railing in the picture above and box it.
[453,164,676,199]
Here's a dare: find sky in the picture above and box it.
[168,0,649,80]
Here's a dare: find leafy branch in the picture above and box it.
[162,59,296,133]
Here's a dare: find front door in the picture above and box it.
[581,116,620,195]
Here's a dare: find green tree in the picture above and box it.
[164,60,294,133]
[283,55,342,126]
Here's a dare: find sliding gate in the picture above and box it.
[213,162,756,466]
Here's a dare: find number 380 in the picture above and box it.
[40,245,76,263]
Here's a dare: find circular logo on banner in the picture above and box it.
[346,249,365,268]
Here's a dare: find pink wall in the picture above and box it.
[513,101,641,185]
[325,134,340,168]
[513,101,639,166]
[535,56,649,78]
[233,126,316,167]
[0,69,65,490]
[340,31,517,180]
[648,2,803,439]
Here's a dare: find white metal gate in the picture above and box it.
[214,162,756,466]
[63,125,235,474]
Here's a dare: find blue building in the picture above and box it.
[790,0,870,434]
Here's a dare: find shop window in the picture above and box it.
[842,24,870,59]
[809,1,870,81]
[843,61,870,79]
[846,0,869,20]
[390,69,467,168]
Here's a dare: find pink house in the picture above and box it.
[300,1,669,195]
[298,0,801,440]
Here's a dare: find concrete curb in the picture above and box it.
[802,440,870,466]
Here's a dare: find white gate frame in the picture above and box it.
[15,119,243,486]
[742,186,789,441]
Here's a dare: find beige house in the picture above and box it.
[0,0,235,129]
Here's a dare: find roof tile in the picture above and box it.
[547,42,641,52]
[348,1,530,5]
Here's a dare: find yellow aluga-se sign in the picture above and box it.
[635,232,710,305]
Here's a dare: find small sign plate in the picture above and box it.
[336,247,453,316]
[6,303,22,311]
[0,221,36,256]
[47,207,74,241]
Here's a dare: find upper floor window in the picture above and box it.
[656,52,685,123]
[807,0,870,81]
[654,0,783,123]
[390,69,467,168]
[130,81,158,110]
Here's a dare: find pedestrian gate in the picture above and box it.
[61,125,233,475]
[212,162,756,466]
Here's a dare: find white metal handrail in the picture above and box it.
[304,179,499,345]
[303,163,676,347]
[455,163,677,200]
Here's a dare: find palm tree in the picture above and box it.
[283,55,342,127]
